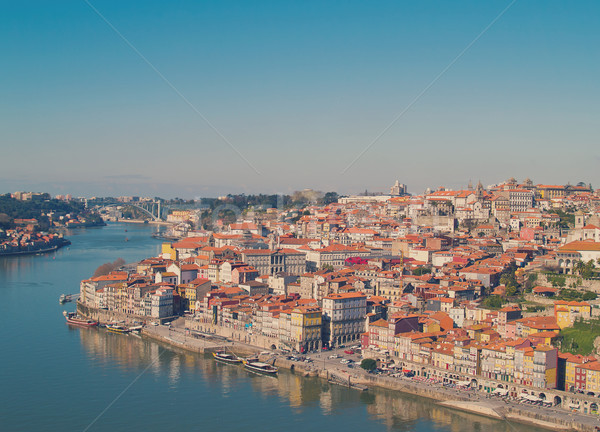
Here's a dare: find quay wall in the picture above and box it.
[185,318,279,351]
[78,305,598,431]
[76,302,176,325]
[502,406,584,432]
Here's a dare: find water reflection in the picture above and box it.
[362,390,534,432]
[77,328,538,432]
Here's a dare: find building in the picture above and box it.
[509,189,534,212]
[290,306,322,352]
[149,286,174,318]
[322,292,367,347]
[241,248,306,276]
[390,180,408,196]
[304,244,370,271]
[554,301,591,329]
[556,241,600,274]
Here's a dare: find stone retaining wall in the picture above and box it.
[535,273,600,292]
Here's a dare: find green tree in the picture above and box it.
[413,267,432,276]
[505,285,517,297]
[482,295,506,309]
[320,192,339,205]
[360,358,377,371]
[524,273,538,293]
[548,274,566,288]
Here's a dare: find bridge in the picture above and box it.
[96,201,164,221]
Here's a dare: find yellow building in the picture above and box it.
[465,324,491,342]
[523,350,534,386]
[180,285,196,312]
[161,242,177,260]
[422,319,440,334]
[290,306,322,352]
[554,301,591,329]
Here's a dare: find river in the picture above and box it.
[0,222,538,432]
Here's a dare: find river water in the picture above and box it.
[0,223,537,432]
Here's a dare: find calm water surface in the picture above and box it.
[0,223,538,432]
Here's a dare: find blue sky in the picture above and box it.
[1,1,598,198]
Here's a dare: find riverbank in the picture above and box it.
[0,240,70,257]
[116,219,172,226]
[137,321,594,432]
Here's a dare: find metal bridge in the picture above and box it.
[96,201,164,221]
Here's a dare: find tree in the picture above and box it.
[582,260,597,279]
[505,285,517,297]
[500,263,520,297]
[360,358,377,371]
[93,258,126,277]
[482,295,506,309]
[320,192,339,205]
[413,267,432,276]
[524,273,538,292]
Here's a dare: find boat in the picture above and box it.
[243,358,278,375]
[106,324,131,334]
[59,293,78,304]
[64,311,98,327]
[213,351,242,364]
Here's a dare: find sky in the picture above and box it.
[1,1,599,198]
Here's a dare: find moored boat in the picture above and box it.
[106,324,131,334]
[63,311,98,327]
[243,358,278,375]
[213,351,242,364]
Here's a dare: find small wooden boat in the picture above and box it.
[106,324,131,334]
[64,311,98,327]
[243,358,278,375]
[213,351,242,364]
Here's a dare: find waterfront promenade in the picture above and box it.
[140,319,600,432]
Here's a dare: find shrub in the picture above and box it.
[360,358,377,371]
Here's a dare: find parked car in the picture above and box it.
[344,350,354,355]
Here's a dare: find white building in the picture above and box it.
[149,287,174,318]
[241,248,306,276]
[322,292,367,347]
[509,189,534,212]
